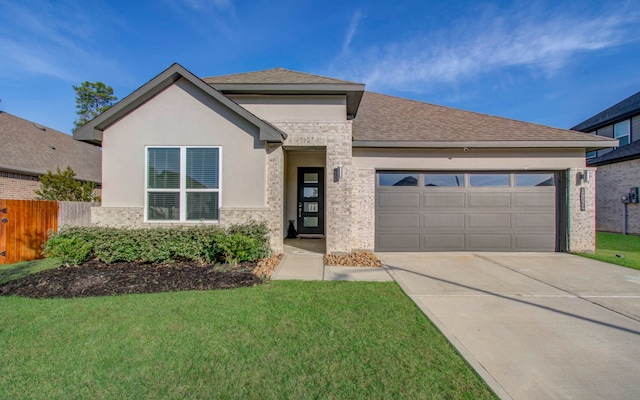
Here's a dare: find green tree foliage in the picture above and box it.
[72,81,117,130]
[35,166,100,202]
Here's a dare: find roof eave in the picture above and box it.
[352,139,619,150]
[73,63,287,144]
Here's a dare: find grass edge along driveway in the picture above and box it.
[578,231,640,270]
[0,280,496,399]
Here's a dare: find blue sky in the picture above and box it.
[1,0,639,134]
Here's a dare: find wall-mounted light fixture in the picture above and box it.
[334,164,343,182]
[577,170,591,185]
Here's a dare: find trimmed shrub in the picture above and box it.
[44,223,270,265]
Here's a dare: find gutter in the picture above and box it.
[352,139,618,150]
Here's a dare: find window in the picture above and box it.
[468,174,509,187]
[378,173,418,186]
[515,173,555,187]
[146,147,220,221]
[614,120,631,147]
[424,173,464,187]
[586,151,597,159]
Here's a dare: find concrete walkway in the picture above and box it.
[271,238,392,281]
[380,252,640,400]
[272,253,392,281]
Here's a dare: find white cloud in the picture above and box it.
[342,11,362,53]
[333,4,640,92]
[0,0,125,82]
[181,0,233,11]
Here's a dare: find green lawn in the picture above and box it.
[0,281,495,399]
[0,258,61,285]
[579,231,640,270]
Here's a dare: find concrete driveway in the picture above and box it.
[379,252,640,400]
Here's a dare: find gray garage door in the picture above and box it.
[375,172,557,252]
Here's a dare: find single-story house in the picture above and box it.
[0,111,102,200]
[572,90,640,234]
[74,63,616,254]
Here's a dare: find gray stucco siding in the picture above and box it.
[101,78,267,211]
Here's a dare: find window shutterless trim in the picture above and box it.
[144,146,222,223]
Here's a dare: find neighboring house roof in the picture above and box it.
[0,111,101,182]
[587,139,640,166]
[204,68,366,119]
[352,91,617,149]
[571,90,640,132]
[74,63,287,145]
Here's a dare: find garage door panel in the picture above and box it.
[467,213,511,228]
[513,192,556,208]
[423,193,465,208]
[378,213,421,229]
[513,234,556,251]
[378,192,420,208]
[423,213,465,228]
[376,172,557,252]
[422,234,466,250]
[467,193,512,207]
[467,234,512,250]
[513,213,556,229]
[377,234,420,250]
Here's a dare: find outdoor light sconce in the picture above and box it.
[334,164,343,182]
[577,170,591,185]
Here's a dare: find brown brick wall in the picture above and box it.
[0,175,41,199]
[0,173,102,201]
[595,159,640,234]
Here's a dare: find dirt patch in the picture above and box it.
[324,252,382,267]
[0,260,264,299]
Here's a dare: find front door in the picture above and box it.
[297,167,324,235]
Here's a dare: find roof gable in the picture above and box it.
[0,112,101,182]
[353,92,617,149]
[204,68,366,119]
[73,63,287,145]
[572,90,640,132]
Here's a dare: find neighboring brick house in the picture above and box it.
[0,112,102,200]
[75,63,616,254]
[572,90,640,233]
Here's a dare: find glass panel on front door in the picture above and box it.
[297,167,324,235]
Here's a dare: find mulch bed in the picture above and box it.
[0,260,263,299]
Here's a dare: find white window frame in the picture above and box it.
[144,146,222,223]
[614,120,631,148]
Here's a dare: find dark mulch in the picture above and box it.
[0,260,262,299]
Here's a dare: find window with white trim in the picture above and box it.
[146,146,220,221]
[614,120,631,147]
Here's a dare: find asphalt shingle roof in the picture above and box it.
[587,140,640,166]
[572,90,640,132]
[352,91,614,144]
[0,112,101,182]
[203,67,361,85]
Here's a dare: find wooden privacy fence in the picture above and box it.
[0,200,98,265]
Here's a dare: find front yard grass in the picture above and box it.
[579,231,640,270]
[0,258,61,285]
[0,281,495,399]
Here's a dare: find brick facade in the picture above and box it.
[567,167,597,253]
[594,159,640,234]
[272,121,353,254]
[0,173,41,200]
[351,167,375,250]
[1,172,101,201]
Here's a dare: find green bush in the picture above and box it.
[217,233,264,265]
[44,223,270,265]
